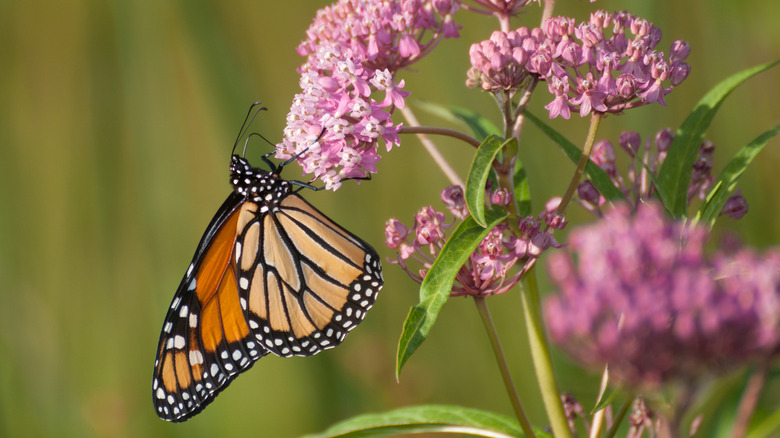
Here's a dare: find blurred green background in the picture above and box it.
[1,1,778,437]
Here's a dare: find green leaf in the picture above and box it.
[304,405,527,438]
[524,110,625,202]
[396,209,507,378]
[592,388,622,416]
[746,406,780,438]
[466,136,513,226]
[415,100,502,140]
[514,156,532,217]
[656,60,780,218]
[696,125,780,226]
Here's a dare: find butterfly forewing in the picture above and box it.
[153,195,269,422]
[153,154,383,422]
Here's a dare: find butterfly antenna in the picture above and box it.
[240,132,280,172]
[231,102,267,157]
[250,132,278,148]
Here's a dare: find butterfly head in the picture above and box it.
[229,155,292,205]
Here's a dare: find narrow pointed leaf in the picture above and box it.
[746,407,780,438]
[591,388,622,415]
[524,110,625,202]
[304,405,530,438]
[396,209,507,378]
[415,101,502,140]
[656,60,780,217]
[467,136,512,226]
[696,125,780,226]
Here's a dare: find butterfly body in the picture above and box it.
[153,154,382,422]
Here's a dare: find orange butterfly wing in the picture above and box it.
[152,193,268,422]
[153,157,383,423]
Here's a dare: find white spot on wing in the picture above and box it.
[189,350,204,364]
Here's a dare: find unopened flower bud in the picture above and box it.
[491,188,511,206]
[441,185,468,219]
[654,128,674,152]
[577,181,601,205]
[670,40,690,60]
[619,131,641,157]
[721,191,748,220]
[670,61,690,86]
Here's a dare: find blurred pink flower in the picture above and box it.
[545,202,780,387]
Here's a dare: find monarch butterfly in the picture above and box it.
[152,103,383,422]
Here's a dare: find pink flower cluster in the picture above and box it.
[385,185,560,296]
[466,10,691,118]
[467,0,538,17]
[577,129,748,219]
[544,202,780,387]
[467,28,546,91]
[277,0,460,190]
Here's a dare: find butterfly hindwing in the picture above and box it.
[235,193,383,357]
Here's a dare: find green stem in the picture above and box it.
[604,397,633,438]
[511,77,538,142]
[474,296,536,438]
[521,268,573,438]
[399,125,481,149]
[556,113,602,218]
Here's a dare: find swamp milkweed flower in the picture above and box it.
[466,10,691,119]
[277,0,461,190]
[544,202,780,387]
[467,0,538,17]
[386,185,560,297]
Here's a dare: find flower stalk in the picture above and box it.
[556,112,602,218]
[399,125,481,148]
[521,267,573,438]
[474,296,537,438]
[604,397,633,438]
